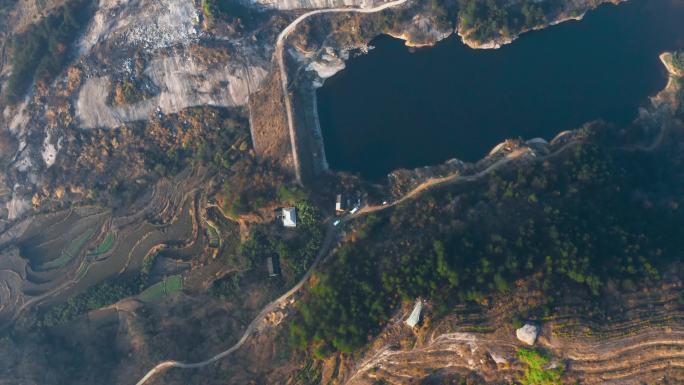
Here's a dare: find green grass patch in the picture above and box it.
[42,228,96,269]
[74,263,88,280]
[88,232,115,256]
[141,251,159,274]
[139,281,165,301]
[277,185,307,205]
[139,275,183,302]
[165,275,183,293]
[206,223,220,248]
[517,348,564,385]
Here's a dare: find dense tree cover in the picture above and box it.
[39,273,149,327]
[4,0,94,103]
[289,216,391,357]
[241,200,323,279]
[458,0,563,42]
[291,125,684,356]
[428,0,455,31]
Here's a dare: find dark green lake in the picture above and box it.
[317,0,684,179]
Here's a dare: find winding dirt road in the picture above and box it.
[356,147,532,217]
[132,141,555,385]
[134,222,338,385]
[131,148,538,385]
[276,0,410,183]
[132,0,673,380]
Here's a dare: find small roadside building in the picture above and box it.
[336,194,346,212]
[267,255,281,277]
[405,299,423,328]
[282,207,297,228]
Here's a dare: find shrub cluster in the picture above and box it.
[290,125,684,357]
[4,0,93,103]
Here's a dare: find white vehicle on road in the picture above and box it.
[333,219,341,226]
[350,206,359,214]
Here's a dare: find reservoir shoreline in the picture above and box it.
[315,0,684,179]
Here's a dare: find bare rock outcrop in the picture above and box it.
[76,55,267,129]
[516,323,540,346]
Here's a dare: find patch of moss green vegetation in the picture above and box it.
[277,185,308,205]
[42,228,97,269]
[139,275,183,302]
[4,0,95,103]
[290,124,684,357]
[74,263,88,280]
[139,281,165,301]
[206,223,220,248]
[88,233,116,256]
[517,348,564,385]
[165,275,183,293]
[141,251,159,275]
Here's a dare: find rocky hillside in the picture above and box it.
[0,1,682,385]
[0,0,280,225]
[0,0,621,226]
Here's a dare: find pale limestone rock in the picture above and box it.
[516,323,539,346]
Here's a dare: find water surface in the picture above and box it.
[317,0,684,179]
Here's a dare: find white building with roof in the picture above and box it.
[405,299,423,328]
[282,207,297,227]
[336,194,344,212]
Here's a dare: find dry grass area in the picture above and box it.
[249,67,293,172]
[316,274,684,385]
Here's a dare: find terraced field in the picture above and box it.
[41,228,98,269]
[206,222,220,248]
[87,232,116,257]
[339,280,684,385]
[0,207,111,324]
[60,177,200,301]
[18,207,108,271]
[0,172,206,324]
